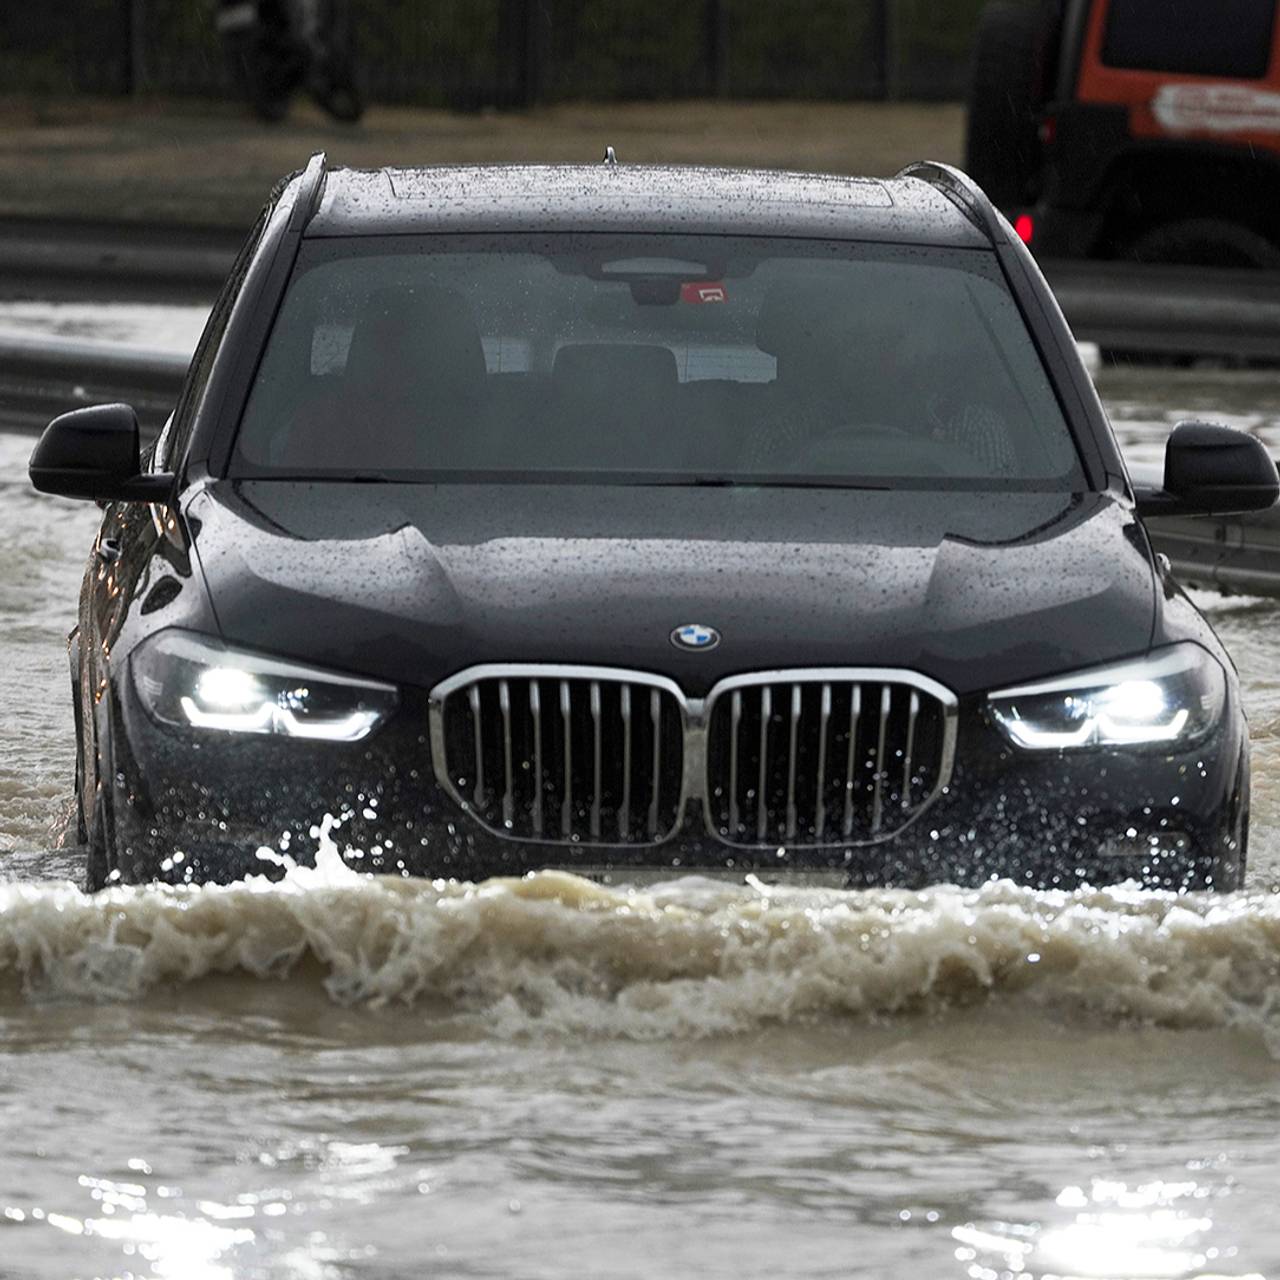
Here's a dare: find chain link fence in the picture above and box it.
[1,0,986,103]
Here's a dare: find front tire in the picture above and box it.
[1128,219,1280,269]
[1225,752,1250,890]
[85,784,115,893]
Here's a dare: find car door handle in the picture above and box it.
[96,538,122,565]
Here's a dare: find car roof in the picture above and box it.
[304,164,991,248]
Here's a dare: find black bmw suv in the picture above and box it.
[31,155,1278,891]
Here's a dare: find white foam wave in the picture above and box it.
[5,830,1280,1041]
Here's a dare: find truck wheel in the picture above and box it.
[965,1,1044,209]
[1129,219,1280,268]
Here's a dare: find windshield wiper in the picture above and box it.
[625,475,892,491]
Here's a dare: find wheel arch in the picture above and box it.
[1093,143,1280,254]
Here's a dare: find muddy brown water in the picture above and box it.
[2,360,1280,1279]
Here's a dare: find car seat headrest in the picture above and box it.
[343,284,487,404]
[551,343,679,393]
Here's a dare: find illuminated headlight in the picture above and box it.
[131,630,398,741]
[987,644,1225,750]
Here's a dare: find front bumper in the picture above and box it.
[105,676,1248,892]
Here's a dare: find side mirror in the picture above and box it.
[1134,421,1279,518]
[28,404,174,503]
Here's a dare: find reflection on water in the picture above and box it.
[20,1188,258,1280]
[958,1179,1263,1280]
[1101,362,1280,471]
[3,365,1280,1277]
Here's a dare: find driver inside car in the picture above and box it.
[746,276,1018,477]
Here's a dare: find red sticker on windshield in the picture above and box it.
[681,282,728,304]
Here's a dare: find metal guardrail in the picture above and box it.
[0,331,189,385]
[1043,261,1280,363]
[1149,507,1280,597]
[1129,462,1280,598]
[0,219,238,304]
[0,331,186,434]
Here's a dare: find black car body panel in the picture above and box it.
[307,165,990,246]
[44,160,1258,893]
[188,481,1157,699]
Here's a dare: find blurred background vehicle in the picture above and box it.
[966,0,1280,266]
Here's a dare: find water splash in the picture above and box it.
[5,820,1280,1044]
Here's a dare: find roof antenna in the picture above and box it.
[602,145,618,167]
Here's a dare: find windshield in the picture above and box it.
[232,234,1083,490]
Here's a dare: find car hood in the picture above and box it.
[186,481,1155,698]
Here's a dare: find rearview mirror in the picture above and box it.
[1134,421,1278,518]
[28,404,174,504]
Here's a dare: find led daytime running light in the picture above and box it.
[987,644,1223,751]
[131,631,398,742]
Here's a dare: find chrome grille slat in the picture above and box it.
[560,679,573,839]
[469,684,484,808]
[756,685,771,843]
[619,685,632,840]
[728,690,742,836]
[648,688,662,840]
[871,685,892,836]
[785,684,801,840]
[499,678,514,829]
[529,681,544,838]
[430,664,956,851]
[902,690,919,810]
[590,681,603,840]
[814,683,831,842]
[842,685,861,839]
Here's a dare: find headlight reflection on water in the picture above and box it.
[5,1186,255,1280]
[952,1179,1262,1280]
[3,1178,297,1280]
[0,1137,416,1279]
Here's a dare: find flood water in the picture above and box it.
[3,356,1280,1279]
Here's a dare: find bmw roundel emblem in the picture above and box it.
[671,623,721,652]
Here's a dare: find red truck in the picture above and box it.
[967,0,1280,265]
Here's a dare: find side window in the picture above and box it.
[1102,0,1276,79]
[161,208,270,470]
